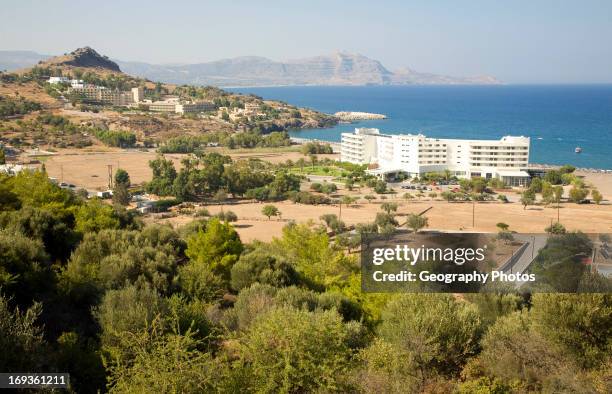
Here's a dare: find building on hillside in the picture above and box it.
[68,86,136,106]
[70,79,85,88]
[341,128,531,186]
[139,98,215,114]
[47,77,84,88]
[48,76,69,84]
[131,87,144,103]
[244,102,260,114]
[176,101,216,114]
[147,99,179,113]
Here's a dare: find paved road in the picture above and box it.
[500,234,549,275]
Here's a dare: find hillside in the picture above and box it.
[0,47,338,153]
[40,47,122,72]
[1,49,501,86]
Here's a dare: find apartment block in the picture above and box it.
[68,86,135,106]
[341,128,531,186]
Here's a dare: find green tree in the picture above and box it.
[184,218,243,283]
[544,169,562,185]
[74,198,120,233]
[474,311,587,393]
[406,213,428,233]
[95,284,168,359]
[545,222,566,234]
[105,316,219,393]
[471,177,487,193]
[529,177,543,193]
[341,195,356,208]
[261,204,280,220]
[236,307,356,393]
[496,222,509,232]
[380,202,398,214]
[441,191,456,202]
[553,185,564,205]
[0,296,46,372]
[373,180,387,194]
[114,168,130,187]
[520,189,536,210]
[530,294,612,369]
[0,148,5,165]
[230,250,300,291]
[379,294,481,376]
[146,156,177,196]
[112,167,131,206]
[591,189,603,205]
[568,186,588,203]
[541,181,554,205]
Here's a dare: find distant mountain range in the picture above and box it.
[0,49,501,87]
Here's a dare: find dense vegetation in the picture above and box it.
[0,95,42,118]
[145,152,303,202]
[0,170,610,393]
[92,129,136,148]
[157,131,291,153]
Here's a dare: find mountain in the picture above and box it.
[37,47,122,72]
[0,50,50,71]
[0,48,500,86]
[117,52,500,86]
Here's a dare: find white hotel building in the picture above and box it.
[341,128,531,186]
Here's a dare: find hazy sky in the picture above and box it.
[2,0,612,83]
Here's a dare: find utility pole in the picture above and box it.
[472,201,475,228]
[107,165,113,190]
[60,164,64,183]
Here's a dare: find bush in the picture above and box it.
[0,296,46,372]
[230,251,300,291]
[236,307,356,392]
[379,294,482,375]
[93,129,136,147]
[288,191,331,205]
[214,210,237,222]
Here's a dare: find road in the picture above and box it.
[500,234,549,275]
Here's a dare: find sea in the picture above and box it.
[227,85,612,170]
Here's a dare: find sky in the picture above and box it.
[1,0,612,83]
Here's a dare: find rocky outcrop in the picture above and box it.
[34,47,122,73]
[62,47,121,71]
[334,111,387,121]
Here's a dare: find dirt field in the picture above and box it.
[156,199,612,243]
[42,148,338,190]
[41,148,612,242]
[42,150,186,190]
[578,170,612,197]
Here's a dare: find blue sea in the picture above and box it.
[227,85,612,170]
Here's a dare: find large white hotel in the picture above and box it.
[341,128,531,186]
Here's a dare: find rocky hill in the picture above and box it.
[36,47,122,73]
[1,49,500,86]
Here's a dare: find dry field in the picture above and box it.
[40,148,612,242]
[41,148,337,190]
[155,199,612,243]
[42,150,186,190]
